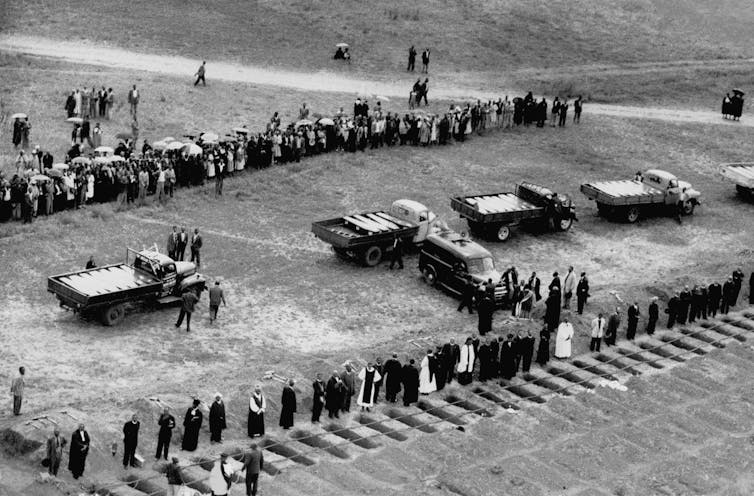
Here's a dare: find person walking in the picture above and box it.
[626,302,640,340]
[646,297,659,335]
[242,444,263,496]
[190,228,203,267]
[279,379,297,429]
[122,413,140,469]
[576,272,589,314]
[165,457,184,496]
[590,313,605,352]
[389,235,404,269]
[127,85,139,119]
[155,407,176,460]
[194,61,207,86]
[175,289,199,332]
[311,373,325,423]
[10,366,25,415]
[209,281,227,324]
[46,428,67,476]
[209,393,227,443]
[421,48,430,73]
[68,424,90,479]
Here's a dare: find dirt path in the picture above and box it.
[2,35,752,129]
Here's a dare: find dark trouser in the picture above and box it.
[312,401,323,422]
[457,298,473,313]
[720,299,730,314]
[709,300,719,317]
[590,337,601,351]
[389,253,403,269]
[689,305,697,322]
[123,441,137,467]
[677,307,688,324]
[176,309,192,331]
[194,75,206,86]
[191,248,200,266]
[210,429,222,442]
[667,313,676,328]
[245,473,259,496]
[177,246,186,261]
[210,305,219,322]
[49,457,60,476]
[155,433,171,459]
[13,395,22,415]
[626,320,637,340]
[577,295,586,314]
[646,318,657,335]
[341,394,352,412]
[522,354,532,372]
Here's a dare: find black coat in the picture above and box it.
[401,364,420,404]
[123,421,140,446]
[279,386,296,428]
[209,401,227,432]
[325,377,344,411]
[648,302,659,321]
[383,358,403,394]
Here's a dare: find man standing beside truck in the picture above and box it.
[175,289,199,332]
[167,226,178,260]
[389,235,404,269]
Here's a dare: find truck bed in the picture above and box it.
[48,263,162,309]
[451,189,542,224]
[720,163,754,188]
[580,180,665,205]
[311,211,419,249]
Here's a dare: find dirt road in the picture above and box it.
[2,35,751,128]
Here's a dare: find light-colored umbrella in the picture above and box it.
[166,141,185,151]
[162,136,177,143]
[52,163,69,170]
[71,156,91,165]
[200,132,219,142]
[115,131,133,140]
[376,95,390,102]
[182,143,203,155]
[317,118,335,126]
[93,156,110,164]
[31,174,51,182]
[295,119,314,128]
[66,117,83,124]
[233,127,250,134]
[11,113,27,120]
[109,155,125,163]
[336,42,349,48]
[46,168,64,178]
[94,146,114,154]
[152,140,168,151]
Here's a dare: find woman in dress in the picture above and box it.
[418,350,437,394]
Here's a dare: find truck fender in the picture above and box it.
[180,274,207,293]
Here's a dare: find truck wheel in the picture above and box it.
[626,207,640,223]
[362,246,383,266]
[681,200,695,215]
[494,225,511,242]
[101,304,125,326]
[556,217,573,231]
[422,265,438,286]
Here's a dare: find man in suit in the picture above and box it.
[605,308,621,346]
[242,443,264,496]
[68,423,90,479]
[590,313,605,351]
[123,413,140,469]
[407,46,416,72]
[562,266,576,309]
[209,281,227,324]
[190,228,203,267]
[176,289,199,332]
[127,85,139,119]
[311,373,326,423]
[155,407,175,460]
[209,393,227,443]
[177,227,189,261]
[167,226,178,260]
[626,302,640,340]
[46,428,67,476]
[10,366,25,415]
[721,277,735,314]
[708,281,722,317]
[576,272,589,314]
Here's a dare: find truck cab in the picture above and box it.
[131,248,202,298]
[644,169,701,212]
[419,231,507,305]
[389,199,443,244]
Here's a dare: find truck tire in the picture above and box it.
[626,206,640,223]
[362,245,383,267]
[556,217,573,231]
[494,225,511,242]
[422,265,438,286]
[681,200,695,215]
[101,304,125,326]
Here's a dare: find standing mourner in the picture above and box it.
[419,350,437,394]
[127,85,140,119]
[536,330,550,365]
[248,385,266,438]
[401,359,420,406]
[605,308,621,346]
[562,266,576,309]
[209,281,227,324]
[311,373,326,423]
[175,289,199,332]
[721,277,735,314]
[732,268,745,306]
[646,297,659,335]
[156,407,176,460]
[181,399,203,451]
[382,354,402,402]
[520,330,535,372]
[356,363,382,412]
[708,281,722,317]
[122,414,140,469]
[554,319,574,359]
[573,96,583,123]
[340,363,356,412]
[407,46,416,72]
[626,302,640,340]
[242,444,263,496]
[190,228,202,266]
[590,313,605,352]
[666,292,680,327]
[10,366,25,415]
[68,423,90,479]
[209,393,227,443]
[279,379,297,429]
[576,272,589,314]
[325,371,344,419]
[167,226,178,260]
[456,337,475,385]
[46,428,67,476]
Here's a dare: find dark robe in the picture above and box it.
[373,362,384,401]
[441,343,460,383]
[248,394,266,437]
[544,291,561,332]
[383,358,402,402]
[311,380,325,422]
[401,364,420,406]
[325,377,344,417]
[707,283,722,317]
[626,305,639,340]
[521,336,535,372]
[434,350,447,390]
[477,343,491,381]
[678,289,692,324]
[68,429,90,478]
[181,407,202,451]
[646,302,659,335]
[536,332,550,365]
[477,297,494,335]
[209,400,226,442]
[666,296,680,327]
[279,386,297,429]
[499,340,517,379]
[605,313,620,346]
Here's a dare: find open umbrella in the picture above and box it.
[233,127,250,134]
[152,140,168,151]
[31,174,51,182]
[200,132,219,142]
[52,163,69,170]
[166,141,185,151]
[109,155,125,163]
[47,168,64,178]
[376,95,390,102]
[93,156,110,165]
[94,146,114,154]
[317,117,335,126]
[733,88,745,96]
[162,136,177,143]
[115,131,133,140]
[11,113,27,120]
[71,156,91,165]
[336,42,349,48]
[295,119,314,128]
[66,117,83,124]
[182,143,203,155]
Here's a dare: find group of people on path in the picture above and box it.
[722,91,744,120]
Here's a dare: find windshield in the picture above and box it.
[467,257,495,274]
